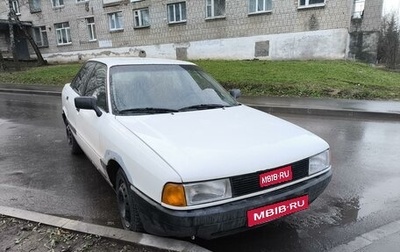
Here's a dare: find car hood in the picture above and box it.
[116,105,329,182]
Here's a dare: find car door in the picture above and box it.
[63,61,97,140]
[75,63,109,173]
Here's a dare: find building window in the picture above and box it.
[133,8,150,28]
[52,0,64,8]
[86,17,97,41]
[206,0,225,18]
[249,0,272,14]
[167,2,186,24]
[11,0,20,15]
[32,26,48,47]
[108,12,124,31]
[298,0,325,8]
[76,0,89,2]
[352,0,365,19]
[55,22,71,45]
[29,0,41,12]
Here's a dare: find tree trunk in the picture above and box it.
[8,13,20,71]
[11,14,47,66]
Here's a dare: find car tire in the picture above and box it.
[66,124,83,155]
[116,169,144,232]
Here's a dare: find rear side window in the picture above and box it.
[70,62,97,95]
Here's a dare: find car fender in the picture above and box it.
[100,121,183,204]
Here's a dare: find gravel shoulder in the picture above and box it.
[0,215,162,252]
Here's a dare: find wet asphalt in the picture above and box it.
[1,92,400,251]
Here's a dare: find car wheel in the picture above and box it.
[116,169,144,232]
[66,124,82,155]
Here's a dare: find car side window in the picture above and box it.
[84,63,108,112]
[70,62,97,95]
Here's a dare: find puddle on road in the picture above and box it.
[288,175,400,231]
[357,177,400,219]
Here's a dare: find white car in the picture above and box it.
[61,57,332,239]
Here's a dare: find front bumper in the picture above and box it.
[132,169,332,239]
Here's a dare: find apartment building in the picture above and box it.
[0,0,383,63]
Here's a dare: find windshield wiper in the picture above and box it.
[179,104,227,111]
[118,107,179,114]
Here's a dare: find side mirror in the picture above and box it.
[229,89,242,100]
[74,96,102,117]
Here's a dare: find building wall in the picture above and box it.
[7,0,380,62]
[349,0,384,63]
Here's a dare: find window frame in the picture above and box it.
[167,2,187,24]
[76,0,89,3]
[352,0,365,19]
[11,0,20,15]
[108,12,124,31]
[298,0,325,9]
[29,0,42,13]
[86,17,97,41]
[32,26,48,47]
[248,0,272,15]
[133,8,150,28]
[52,0,64,8]
[205,0,226,19]
[54,22,72,46]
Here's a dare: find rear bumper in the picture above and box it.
[132,169,332,239]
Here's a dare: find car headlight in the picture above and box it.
[309,150,330,175]
[162,179,232,207]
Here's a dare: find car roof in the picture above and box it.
[87,57,196,67]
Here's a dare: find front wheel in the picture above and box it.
[116,169,144,232]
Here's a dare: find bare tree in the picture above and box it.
[7,0,47,70]
[377,14,400,69]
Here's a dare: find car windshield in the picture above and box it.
[109,64,238,115]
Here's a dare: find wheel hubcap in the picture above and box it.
[117,181,131,229]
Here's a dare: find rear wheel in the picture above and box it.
[66,124,82,155]
[116,169,144,232]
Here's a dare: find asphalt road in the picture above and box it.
[1,92,399,251]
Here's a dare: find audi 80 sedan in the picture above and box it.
[61,57,332,239]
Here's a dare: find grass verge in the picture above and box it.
[0,60,399,100]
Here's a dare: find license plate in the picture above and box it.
[247,195,309,227]
[259,165,293,188]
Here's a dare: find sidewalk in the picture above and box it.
[329,220,400,252]
[1,84,400,252]
[239,96,400,120]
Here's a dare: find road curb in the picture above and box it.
[0,206,210,252]
[248,104,400,120]
[0,88,61,96]
[328,220,400,252]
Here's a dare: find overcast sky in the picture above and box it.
[383,0,400,15]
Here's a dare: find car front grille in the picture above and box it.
[230,159,309,197]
